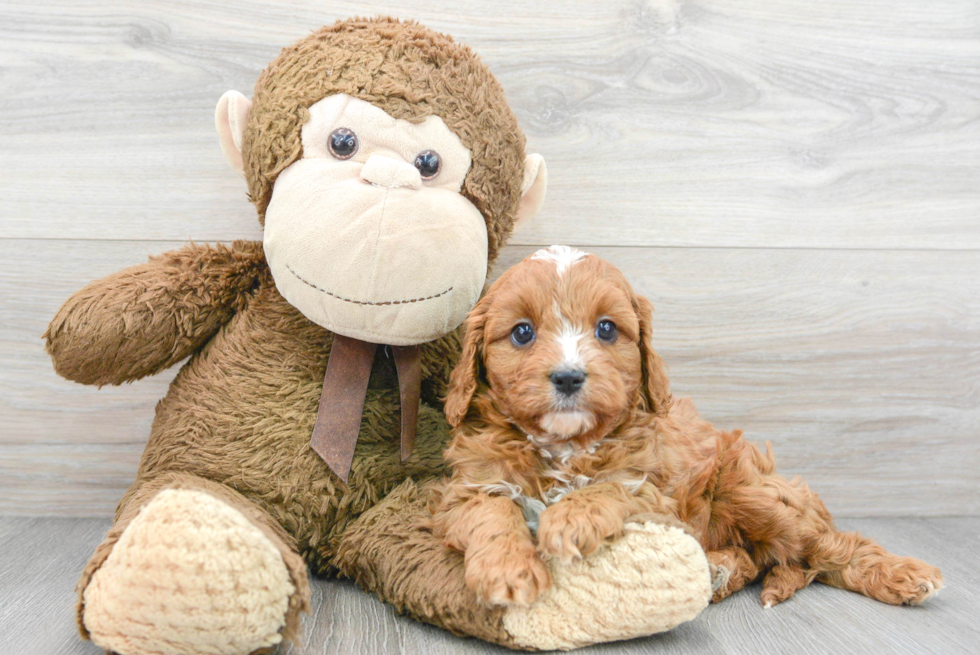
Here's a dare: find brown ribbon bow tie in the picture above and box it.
[309,334,421,484]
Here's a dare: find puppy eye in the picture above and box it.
[595,320,618,343]
[511,322,535,347]
[414,150,441,179]
[328,128,358,160]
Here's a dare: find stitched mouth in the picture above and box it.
[286,264,453,307]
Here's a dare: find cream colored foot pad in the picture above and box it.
[502,522,712,651]
[83,488,295,655]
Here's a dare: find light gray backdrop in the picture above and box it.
[1,0,978,516]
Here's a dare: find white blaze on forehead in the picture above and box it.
[531,245,589,276]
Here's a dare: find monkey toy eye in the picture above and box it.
[511,322,535,347]
[328,128,358,160]
[595,320,618,343]
[414,150,441,179]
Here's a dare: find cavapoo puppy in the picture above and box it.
[430,245,943,609]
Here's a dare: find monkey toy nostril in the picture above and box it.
[550,370,586,396]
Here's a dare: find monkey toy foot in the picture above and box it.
[500,520,713,649]
[80,487,305,655]
[337,479,713,651]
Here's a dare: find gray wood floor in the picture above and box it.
[0,517,975,655]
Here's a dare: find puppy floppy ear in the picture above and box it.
[632,294,672,417]
[444,295,492,428]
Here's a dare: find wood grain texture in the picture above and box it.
[1,1,978,517]
[2,240,977,516]
[0,0,977,246]
[1,517,976,654]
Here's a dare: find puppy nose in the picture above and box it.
[550,369,586,395]
[360,154,422,189]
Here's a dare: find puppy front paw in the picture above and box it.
[465,535,551,606]
[537,500,624,563]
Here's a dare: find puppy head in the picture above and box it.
[444,246,671,443]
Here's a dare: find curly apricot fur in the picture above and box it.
[432,250,944,609]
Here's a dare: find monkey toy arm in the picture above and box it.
[44,241,266,386]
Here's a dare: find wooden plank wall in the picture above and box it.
[1,0,977,517]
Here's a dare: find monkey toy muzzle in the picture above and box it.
[263,93,488,347]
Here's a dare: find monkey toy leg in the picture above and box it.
[336,479,713,651]
[76,472,310,655]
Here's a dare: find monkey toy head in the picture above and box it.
[215,18,547,346]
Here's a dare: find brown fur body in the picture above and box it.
[45,240,461,638]
[431,248,944,609]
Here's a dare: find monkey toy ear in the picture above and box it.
[513,153,548,232]
[215,90,253,176]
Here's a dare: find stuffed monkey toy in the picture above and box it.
[45,18,711,654]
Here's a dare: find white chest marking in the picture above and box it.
[468,464,650,536]
[525,431,600,462]
[465,475,593,535]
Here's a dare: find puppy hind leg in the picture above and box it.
[736,474,938,606]
[760,564,815,607]
[729,476,941,607]
[709,439,841,606]
[711,433,943,608]
[811,531,943,606]
[706,547,760,603]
